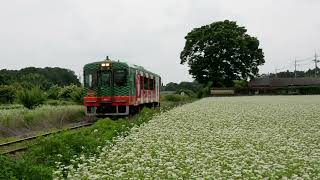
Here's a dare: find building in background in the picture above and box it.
[249,78,320,95]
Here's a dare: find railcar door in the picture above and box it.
[155,76,160,102]
[135,71,141,105]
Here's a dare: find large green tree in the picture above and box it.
[180,20,265,87]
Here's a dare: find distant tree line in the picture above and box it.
[161,81,202,92]
[0,67,82,108]
[260,68,320,78]
[161,80,248,98]
[161,81,202,98]
[0,67,80,89]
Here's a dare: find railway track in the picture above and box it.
[0,122,94,155]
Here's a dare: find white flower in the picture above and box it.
[54,96,320,179]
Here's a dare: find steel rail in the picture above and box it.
[0,122,94,155]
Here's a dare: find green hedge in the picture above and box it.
[161,94,188,102]
[0,85,16,104]
[296,86,320,95]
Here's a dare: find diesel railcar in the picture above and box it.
[83,58,161,116]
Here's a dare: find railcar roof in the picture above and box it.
[84,60,160,77]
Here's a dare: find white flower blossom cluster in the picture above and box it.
[54,96,320,179]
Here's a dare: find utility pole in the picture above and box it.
[294,58,297,78]
[313,53,320,77]
[275,68,279,78]
[78,70,82,86]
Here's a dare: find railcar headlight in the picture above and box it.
[101,63,106,67]
[106,63,110,67]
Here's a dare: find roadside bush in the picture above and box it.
[0,155,52,180]
[47,85,61,100]
[176,89,196,98]
[233,80,248,89]
[0,155,17,179]
[45,99,76,106]
[162,94,186,102]
[233,80,249,94]
[0,85,16,104]
[17,87,46,109]
[70,88,84,104]
[197,81,213,98]
[58,85,82,102]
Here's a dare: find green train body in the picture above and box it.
[83,59,161,116]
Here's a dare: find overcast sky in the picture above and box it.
[1,0,319,84]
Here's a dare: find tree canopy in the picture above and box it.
[261,68,320,78]
[162,81,202,92]
[180,20,265,87]
[0,67,80,89]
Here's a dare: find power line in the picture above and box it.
[275,68,280,78]
[297,61,314,67]
[277,64,294,71]
[295,56,314,62]
[294,59,297,78]
[294,60,314,74]
[274,52,320,78]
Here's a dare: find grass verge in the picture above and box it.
[0,105,85,138]
[0,104,23,110]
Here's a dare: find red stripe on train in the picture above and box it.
[84,96,136,106]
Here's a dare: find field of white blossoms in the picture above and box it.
[55,96,320,179]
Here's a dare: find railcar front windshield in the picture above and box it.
[84,72,96,88]
[113,69,127,87]
[101,71,111,86]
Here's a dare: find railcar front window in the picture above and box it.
[85,74,93,88]
[101,72,111,86]
[114,70,127,87]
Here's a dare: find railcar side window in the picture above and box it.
[150,79,155,90]
[114,69,127,87]
[144,77,149,90]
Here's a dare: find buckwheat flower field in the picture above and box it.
[55,96,320,179]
